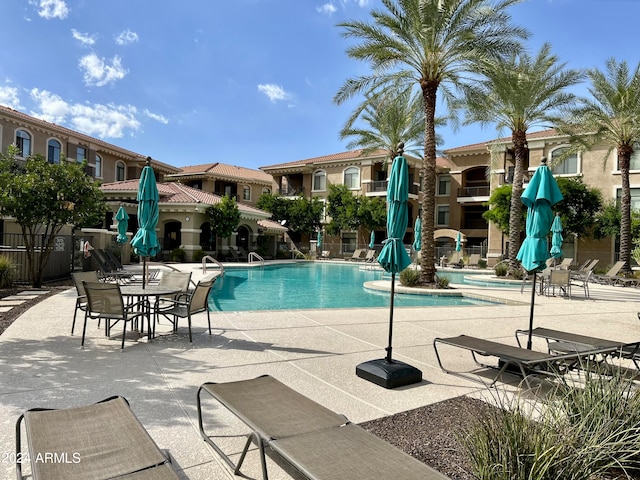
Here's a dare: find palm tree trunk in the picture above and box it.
[619,149,632,272]
[419,81,438,284]
[508,130,527,274]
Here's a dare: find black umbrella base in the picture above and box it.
[356,359,422,389]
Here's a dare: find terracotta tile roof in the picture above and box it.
[444,128,559,154]
[260,149,388,170]
[0,105,180,174]
[100,181,270,217]
[170,162,273,184]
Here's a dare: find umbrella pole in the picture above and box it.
[527,271,537,350]
[385,272,396,362]
[143,257,147,289]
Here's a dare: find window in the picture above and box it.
[15,130,31,157]
[262,187,271,195]
[342,232,357,253]
[77,146,87,163]
[243,186,251,201]
[621,144,640,171]
[550,147,578,175]
[47,139,61,164]
[95,154,102,177]
[616,188,640,211]
[343,167,360,189]
[437,175,451,195]
[436,205,450,226]
[313,170,326,191]
[116,161,125,181]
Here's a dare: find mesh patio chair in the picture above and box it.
[82,281,146,349]
[157,276,216,342]
[16,396,180,480]
[70,271,100,336]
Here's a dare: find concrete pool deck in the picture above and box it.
[2,262,640,479]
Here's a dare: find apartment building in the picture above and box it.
[0,105,285,263]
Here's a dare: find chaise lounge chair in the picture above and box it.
[197,375,450,480]
[16,396,180,480]
[591,260,626,285]
[433,335,623,389]
[515,327,640,369]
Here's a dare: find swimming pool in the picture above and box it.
[208,263,498,312]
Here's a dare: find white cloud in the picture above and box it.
[143,109,168,124]
[317,3,337,15]
[0,86,24,110]
[29,88,141,138]
[71,29,96,46]
[257,83,290,103]
[78,53,128,87]
[115,30,139,46]
[36,0,69,19]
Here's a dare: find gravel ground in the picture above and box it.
[0,281,485,480]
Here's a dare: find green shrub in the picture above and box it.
[511,266,525,280]
[494,262,508,277]
[170,247,186,262]
[435,274,450,289]
[193,249,206,262]
[0,255,16,288]
[477,258,487,269]
[399,267,421,287]
[463,369,640,480]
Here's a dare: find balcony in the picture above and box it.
[279,186,304,196]
[364,181,419,196]
[457,186,490,198]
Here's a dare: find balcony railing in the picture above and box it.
[365,181,419,195]
[457,186,490,198]
[500,170,533,185]
[279,186,304,196]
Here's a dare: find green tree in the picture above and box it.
[335,0,528,284]
[325,185,360,235]
[485,179,602,244]
[461,43,582,273]
[483,185,516,235]
[358,196,387,234]
[0,150,105,287]
[206,195,241,241]
[256,193,323,235]
[558,59,640,272]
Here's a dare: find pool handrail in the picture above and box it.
[248,252,264,265]
[202,255,225,276]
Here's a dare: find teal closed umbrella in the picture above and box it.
[412,217,421,251]
[369,230,375,250]
[550,214,563,261]
[130,158,160,287]
[455,231,462,252]
[516,157,563,348]
[115,206,129,244]
[317,231,322,250]
[356,144,421,389]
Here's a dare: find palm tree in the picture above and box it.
[340,85,436,163]
[460,43,583,273]
[559,59,640,272]
[334,0,528,284]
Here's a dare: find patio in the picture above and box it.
[3,264,640,480]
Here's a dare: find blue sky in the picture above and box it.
[0,0,638,170]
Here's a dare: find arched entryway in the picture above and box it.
[236,225,251,251]
[199,222,215,251]
[163,221,182,251]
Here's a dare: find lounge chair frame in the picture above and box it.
[197,375,449,480]
[16,396,179,480]
[433,335,625,389]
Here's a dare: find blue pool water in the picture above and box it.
[209,263,497,312]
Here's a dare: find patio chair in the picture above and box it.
[515,327,640,370]
[16,395,180,480]
[156,275,216,342]
[467,253,481,268]
[70,271,101,336]
[91,248,113,275]
[592,260,626,285]
[363,249,377,263]
[102,248,125,270]
[544,269,571,298]
[571,259,599,280]
[197,375,450,480]
[348,248,364,261]
[82,281,147,349]
[446,251,462,267]
[432,334,611,389]
[555,257,573,270]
